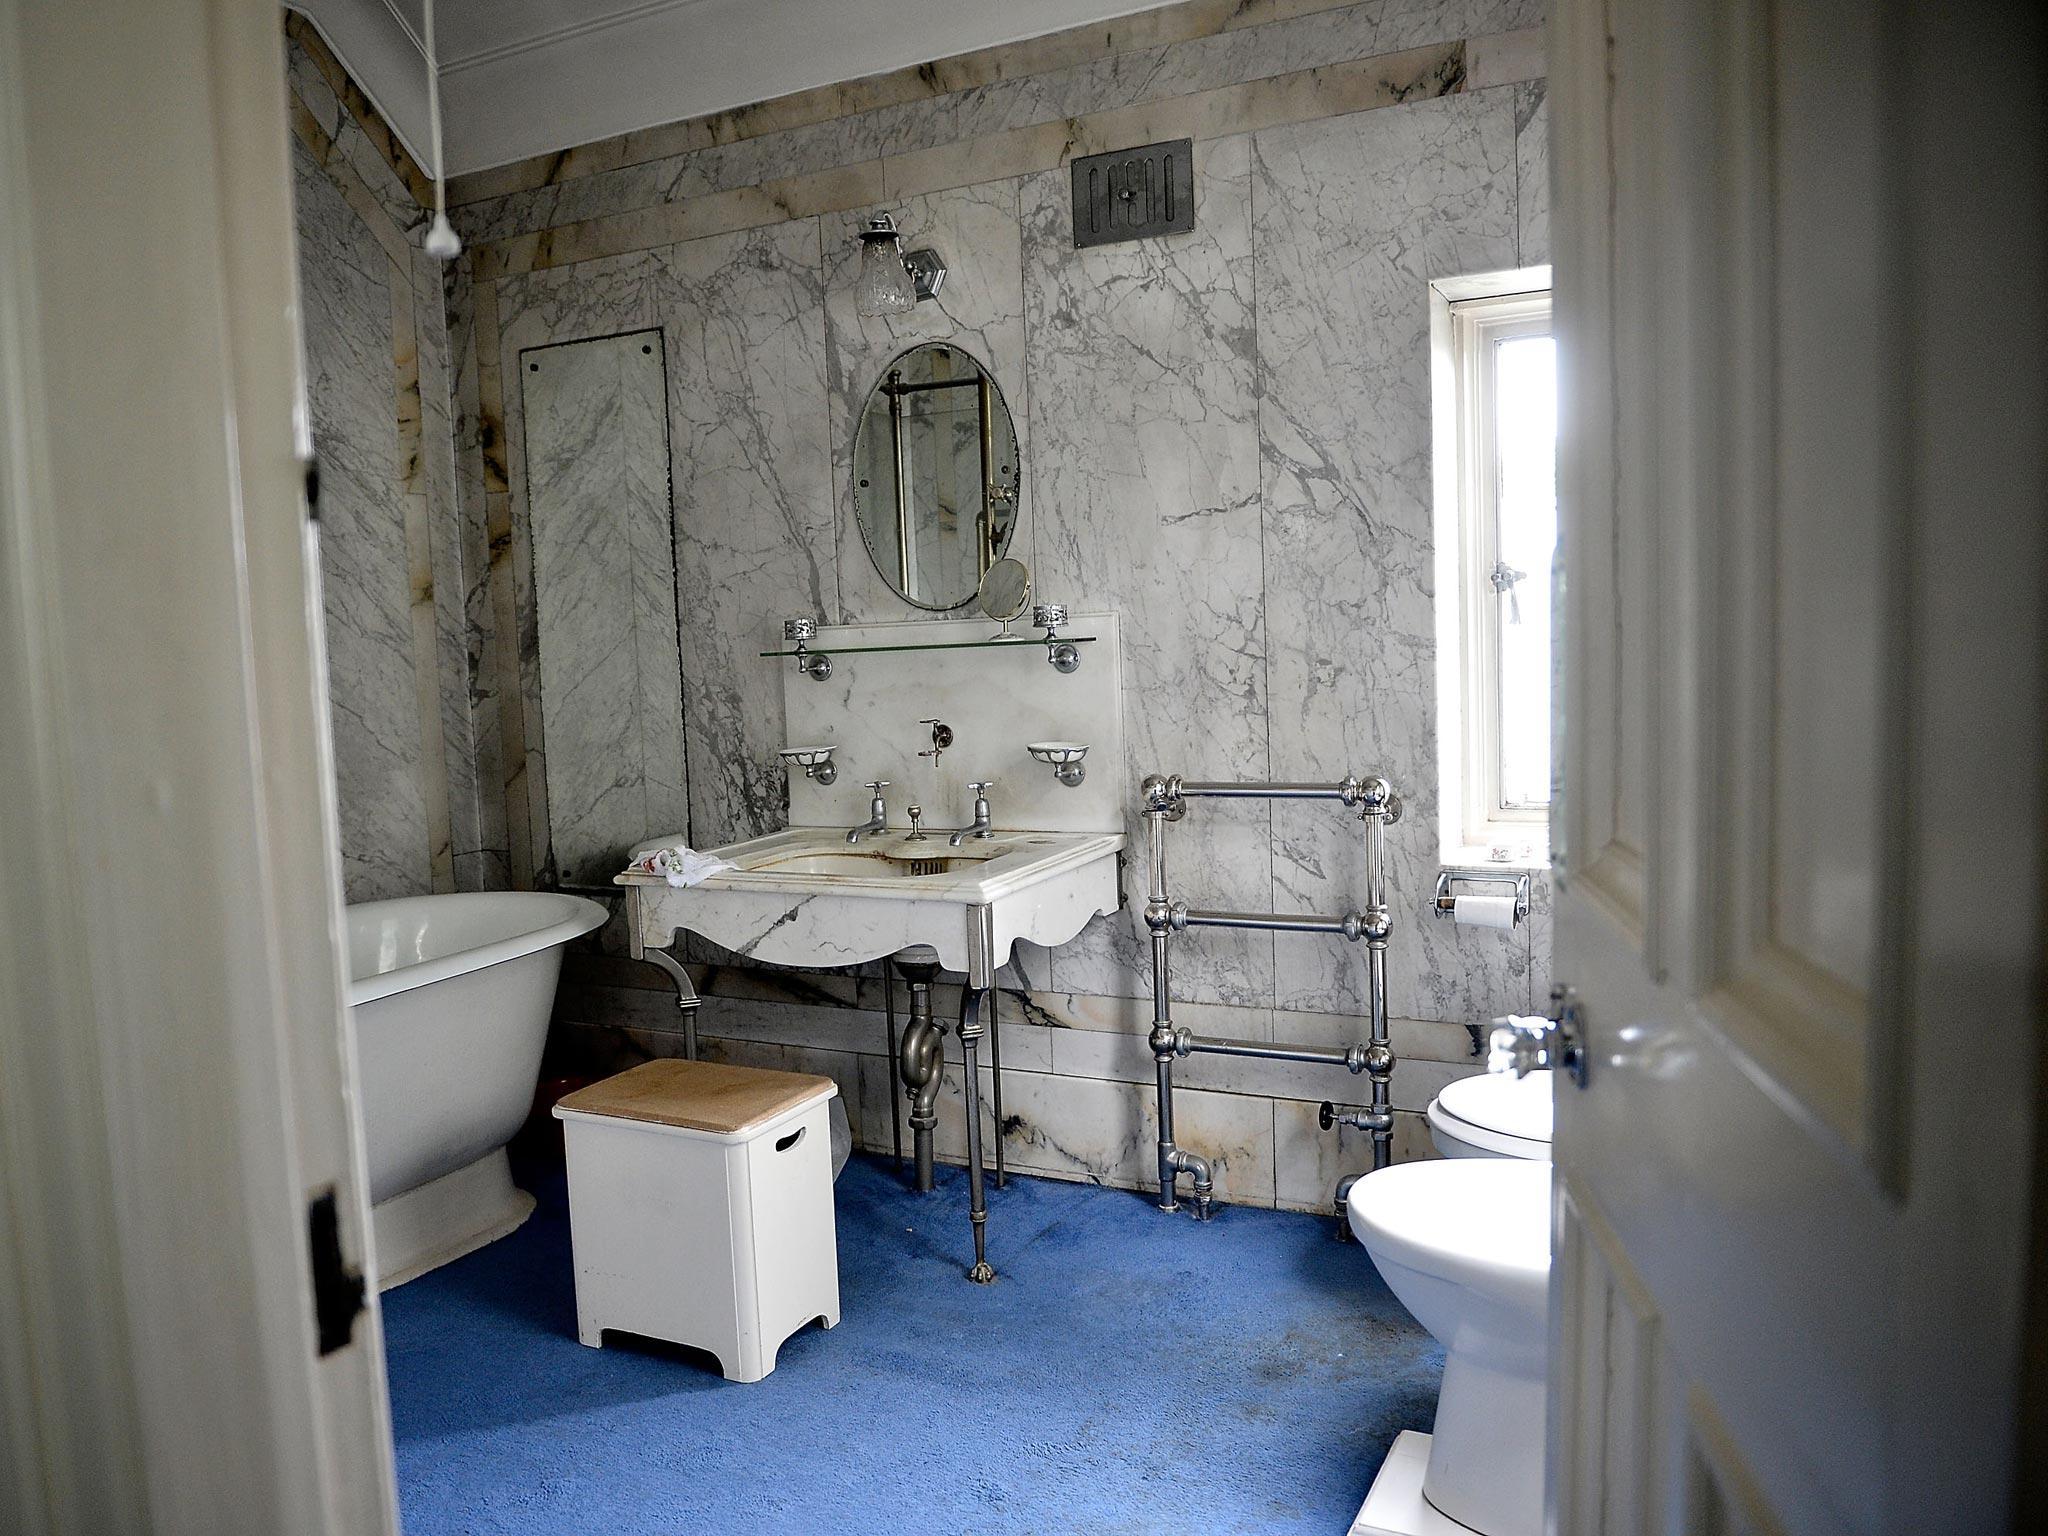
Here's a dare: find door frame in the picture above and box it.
[0,0,398,1530]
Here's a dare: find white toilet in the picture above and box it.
[1345,1067,1554,1536]
[1347,1159,1553,1536]
[1426,1068,1553,1160]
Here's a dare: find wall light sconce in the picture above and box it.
[856,213,947,317]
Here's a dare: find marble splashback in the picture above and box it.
[780,615,1124,837]
[300,0,1558,1207]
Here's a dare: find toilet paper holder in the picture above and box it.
[1434,868,1532,925]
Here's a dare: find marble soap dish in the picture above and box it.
[1027,741,1089,788]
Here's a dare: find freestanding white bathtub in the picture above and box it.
[346,891,608,1287]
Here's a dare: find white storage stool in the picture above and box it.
[552,1059,841,1383]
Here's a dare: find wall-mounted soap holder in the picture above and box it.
[779,744,838,785]
[782,616,832,681]
[1028,741,1089,787]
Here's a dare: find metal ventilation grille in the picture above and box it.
[1070,138,1196,248]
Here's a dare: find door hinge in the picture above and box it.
[307,1186,365,1356]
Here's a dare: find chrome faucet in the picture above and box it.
[847,781,890,843]
[948,781,995,847]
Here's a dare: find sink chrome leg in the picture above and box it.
[883,962,903,1174]
[636,942,700,1061]
[895,958,944,1192]
[959,986,995,1283]
[987,984,1006,1188]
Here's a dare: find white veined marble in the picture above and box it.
[779,613,1124,838]
[521,330,688,886]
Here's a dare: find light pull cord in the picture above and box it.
[421,0,461,259]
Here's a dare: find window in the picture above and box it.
[1431,275,1555,865]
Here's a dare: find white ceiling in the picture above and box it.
[292,0,1182,178]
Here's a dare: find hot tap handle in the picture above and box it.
[864,780,891,792]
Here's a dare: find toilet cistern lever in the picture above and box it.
[848,781,891,843]
[948,782,995,846]
[1486,985,1589,1088]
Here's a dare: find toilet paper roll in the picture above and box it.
[1452,893,1519,931]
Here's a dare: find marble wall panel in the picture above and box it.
[1021,134,1270,1007]
[657,220,835,846]
[521,331,687,884]
[446,0,1555,256]
[823,181,1029,625]
[414,252,487,882]
[1516,79,1550,266]
[1254,91,1533,1024]
[495,252,666,880]
[438,0,1556,1207]
[449,3,1397,249]
[443,256,511,889]
[1375,0,1546,52]
[293,140,431,903]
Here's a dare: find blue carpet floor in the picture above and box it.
[381,1154,1442,1535]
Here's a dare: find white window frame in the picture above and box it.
[1429,269,1553,868]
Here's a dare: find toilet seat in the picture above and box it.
[1428,1070,1552,1160]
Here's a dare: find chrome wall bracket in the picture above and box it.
[782,616,832,681]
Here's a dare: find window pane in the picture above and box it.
[1493,332,1556,809]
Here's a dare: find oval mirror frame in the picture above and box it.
[850,342,1021,611]
[977,557,1031,623]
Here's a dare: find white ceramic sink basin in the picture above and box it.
[746,841,1013,881]
[618,826,1124,974]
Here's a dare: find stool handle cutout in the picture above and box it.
[774,1127,806,1152]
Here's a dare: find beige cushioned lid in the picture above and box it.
[554,1059,835,1136]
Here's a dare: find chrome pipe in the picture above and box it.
[1171,906,1365,939]
[1178,1035,1368,1071]
[1172,779,1366,802]
[1153,1046,1179,1212]
[1334,1171,1365,1243]
[1360,781,1397,1172]
[895,960,945,1192]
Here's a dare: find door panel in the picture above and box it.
[1549,0,2045,1532]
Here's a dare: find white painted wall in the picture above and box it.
[296,0,1187,177]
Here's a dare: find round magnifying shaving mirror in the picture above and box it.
[852,342,1020,610]
[976,557,1031,625]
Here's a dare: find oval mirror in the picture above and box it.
[976,557,1031,623]
[852,342,1020,610]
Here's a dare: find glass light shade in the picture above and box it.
[856,218,917,316]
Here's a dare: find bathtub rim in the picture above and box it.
[345,891,608,1007]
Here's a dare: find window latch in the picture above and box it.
[1489,560,1527,624]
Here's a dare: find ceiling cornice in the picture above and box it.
[439,0,709,74]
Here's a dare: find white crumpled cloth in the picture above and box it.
[627,845,736,887]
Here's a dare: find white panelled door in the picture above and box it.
[1546,0,2045,1531]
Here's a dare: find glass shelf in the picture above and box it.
[758,633,1097,660]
